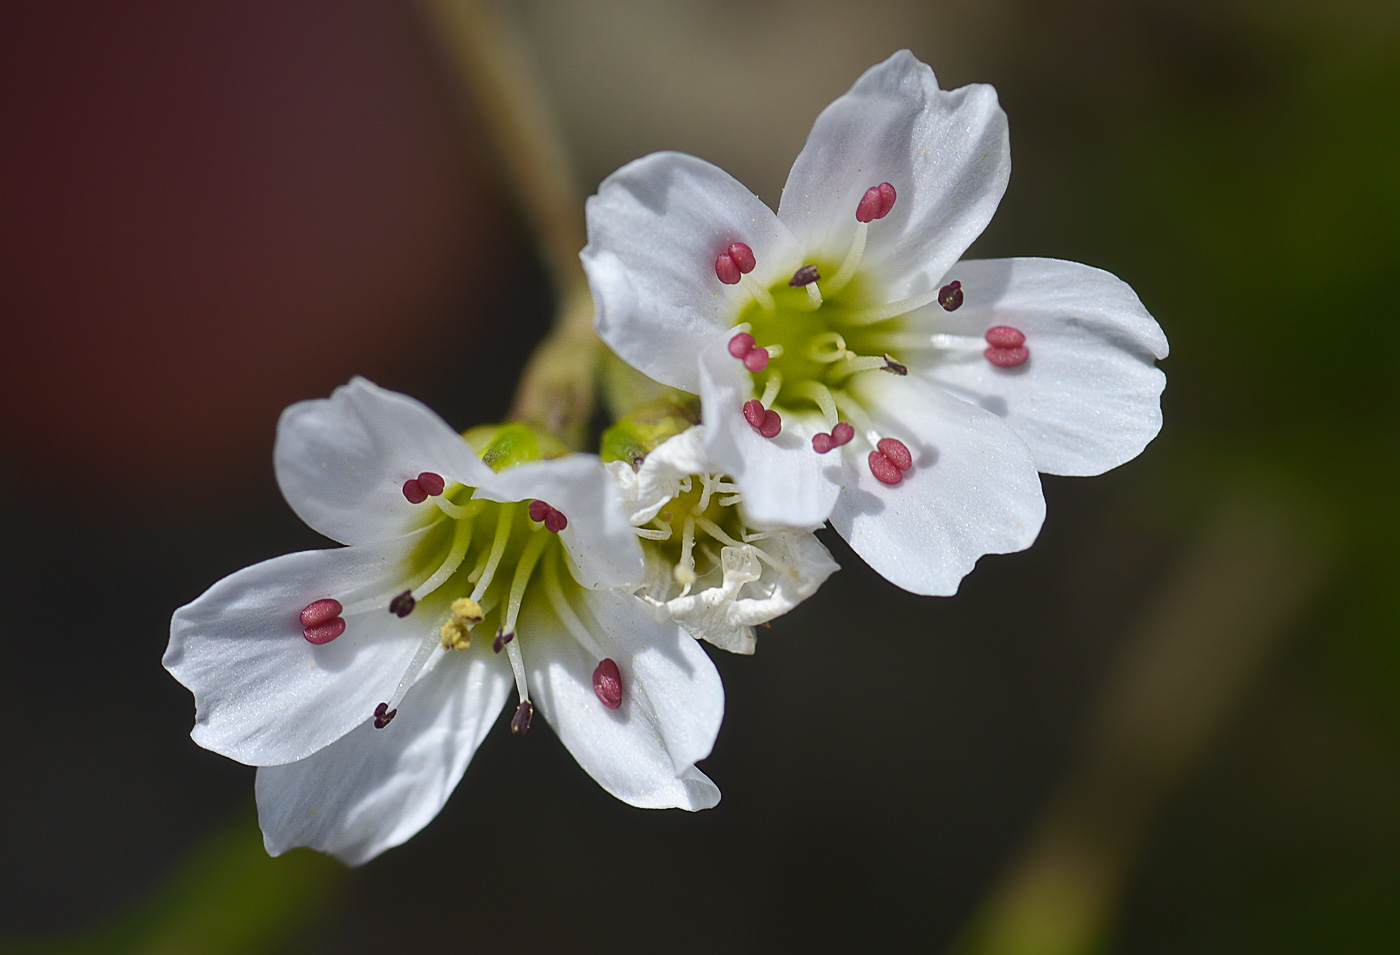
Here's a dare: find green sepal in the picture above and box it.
[463,421,569,471]
[600,396,701,465]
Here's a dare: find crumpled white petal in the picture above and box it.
[777,50,1010,299]
[583,151,802,393]
[699,337,839,528]
[526,588,722,809]
[609,426,713,526]
[275,377,496,546]
[830,374,1045,595]
[661,530,838,654]
[255,651,512,865]
[165,528,434,766]
[917,257,1169,476]
[475,454,645,591]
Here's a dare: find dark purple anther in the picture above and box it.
[388,590,416,618]
[416,471,445,496]
[593,658,623,709]
[511,700,534,735]
[789,264,820,287]
[938,280,964,311]
[493,629,514,653]
[883,355,908,375]
[373,702,397,729]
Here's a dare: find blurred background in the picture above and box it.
[2,0,1396,952]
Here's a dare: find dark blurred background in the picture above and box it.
[2,1,1396,952]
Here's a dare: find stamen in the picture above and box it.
[634,526,672,541]
[826,221,867,294]
[432,495,476,520]
[759,409,782,439]
[439,596,483,651]
[510,701,533,735]
[469,504,516,602]
[868,438,913,486]
[728,332,755,358]
[379,624,443,719]
[501,529,551,636]
[675,515,697,591]
[303,618,345,645]
[542,552,607,658]
[883,354,908,376]
[373,702,396,729]
[789,380,839,429]
[743,347,770,372]
[695,473,717,514]
[402,478,427,504]
[505,637,531,732]
[528,500,569,533]
[740,274,775,311]
[855,182,897,223]
[714,242,754,286]
[831,422,855,446]
[593,658,623,709]
[728,242,755,273]
[759,372,782,408]
[812,433,834,454]
[828,355,890,382]
[984,323,1029,367]
[388,590,416,618]
[808,332,850,363]
[492,628,514,653]
[789,264,820,286]
[938,280,964,311]
[805,283,823,308]
[742,399,766,428]
[300,599,342,628]
[416,472,445,496]
[409,515,474,603]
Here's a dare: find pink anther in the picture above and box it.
[416,471,445,496]
[831,422,855,446]
[544,508,567,533]
[303,618,346,645]
[984,325,1025,348]
[716,253,741,285]
[728,332,755,358]
[856,181,898,223]
[528,499,550,523]
[938,280,964,311]
[876,437,913,472]
[300,598,342,629]
[743,347,770,372]
[985,346,1029,367]
[812,433,835,454]
[402,478,427,504]
[759,409,782,439]
[868,450,904,485]
[743,399,766,428]
[593,658,623,709]
[728,242,755,273]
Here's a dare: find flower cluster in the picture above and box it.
[166,50,1164,865]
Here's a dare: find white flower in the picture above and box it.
[607,425,838,654]
[165,378,723,865]
[583,51,1168,596]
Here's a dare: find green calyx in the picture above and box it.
[463,421,569,472]
[600,396,701,466]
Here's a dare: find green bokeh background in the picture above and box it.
[2,1,1396,952]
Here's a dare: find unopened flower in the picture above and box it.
[165,379,723,864]
[606,424,837,654]
[583,51,1167,595]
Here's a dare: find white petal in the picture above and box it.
[275,377,495,546]
[831,375,1045,596]
[917,257,1168,476]
[777,50,1010,298]
[623,426,716,525]
[526,589,722,809]
[474,455,645,590]
[255,652,511,866]
[699,338,839,527]
[724,530,840,628]
[165,530,434,766]
[584,151,802,393]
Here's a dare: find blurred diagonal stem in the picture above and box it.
[950,477,1337,955]
[418,0,601,449]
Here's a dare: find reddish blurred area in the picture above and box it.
[1,1,505,501]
